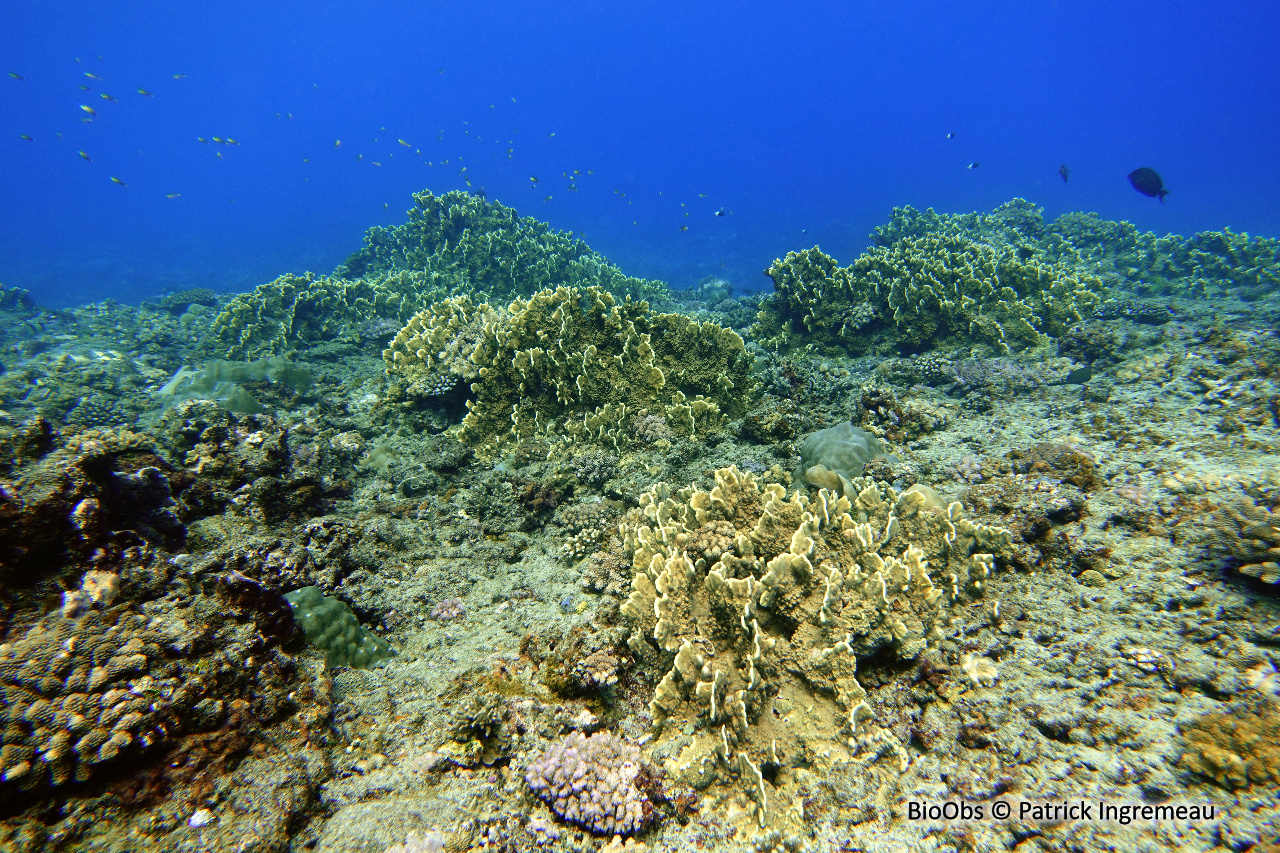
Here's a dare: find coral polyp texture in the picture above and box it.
[617,465,1013,828]
[0,610,169,788]
[384,285,753,452]
[525,731,658,837]
[755,224,1103,356]
[335,189,668,305]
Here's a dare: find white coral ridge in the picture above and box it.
[526,732,653,836]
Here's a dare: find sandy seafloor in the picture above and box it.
[0,220,1278,853]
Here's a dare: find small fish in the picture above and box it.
[698,193,707,197]
[211,137,225,144]
[398,138,410,147]
[543,194,553,201]
[334,139,341,148]
[1127,167,1168,202]
[1057,164,1070,183]
[84,72,102,80]
[19,134,33,141]
[78,150,91,161]
[966,161,979,169]
[215,151,222,159]
[547,132,555,137]
[946,131,956,139]
[197,137,208,143]
[529,176,539,184]
[226,138,239,145]
[356,154,363,161]
[8,72,23,81]
[679,225,689,232]
[165,193,181,198]
[371,161,381,166]
[137,89,153,96]
[80,85,91,90]
[383,203,388,210]
[172,74,186,79]
[80,104,96,116]
[511,97,517,102]
[302,158,310,163]
[109,176,126,186]
[99,93,116,101]
[715,207,726,217]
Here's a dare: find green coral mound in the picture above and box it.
[208,189,669,360]
[756,205,1103,356]
[877,199,1280,299]
[384,285,754,452]
[757,198,1280,357]
[209,270,450,360]
[335,189,668,304]
[284,586,396,669]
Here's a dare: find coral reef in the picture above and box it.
[618,465,1013,827]
[154,356,313,415]
[793,422,888,495]
[756,203,1103,356]
[525,732,659,836]
[385,285,753,452]
[0,422,190,588]
[1178,701,1280,789]
[208,270,449,360]
[284,586,396,668]
[1205,499,1280,585]
[335,189,668,305]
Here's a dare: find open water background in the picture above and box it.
[2,0,1278,307]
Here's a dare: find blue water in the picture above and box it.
[3,0,1278,307]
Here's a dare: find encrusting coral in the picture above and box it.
[616,465,1013,828]
[384,285,753,453]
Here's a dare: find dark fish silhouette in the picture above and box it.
[1058,164,1070,183]
[1128,167,1168,203]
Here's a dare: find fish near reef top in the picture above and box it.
[1128,167,1168,202]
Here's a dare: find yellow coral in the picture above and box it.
[617,465,1014,830]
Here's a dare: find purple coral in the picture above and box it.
[525,732,656,836]
[430,598,466,620]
